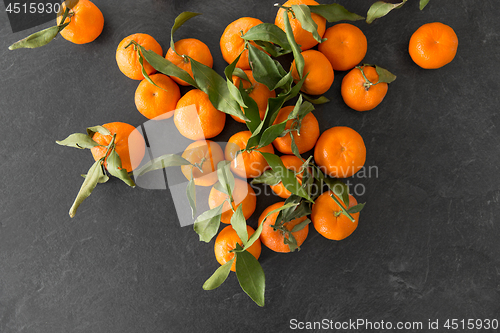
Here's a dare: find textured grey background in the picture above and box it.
[1,0,499,332]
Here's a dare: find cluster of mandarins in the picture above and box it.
[52,0,458,270]
[108,0,377,267]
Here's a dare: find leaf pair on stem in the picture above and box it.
[56,125,135,218]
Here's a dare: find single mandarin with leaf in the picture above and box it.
[275,0,326,51]
[409,22,458,69]
[174,89,226,140]
[181,140,225,187]
[220,17,263,69]
[341,65,388,111]
[116,33,163,80]
[291,49,334,95]
[91,122,146,173]
[311,191,360,240]
[318,23,367,71]
[214,224,261,272]
[225,130,274,179]
[272,105,320,155]
[165,38,214,86]
[258,201,309,253]
[56,0,104,44]
[231,70,276,123]
[208,178,257,224]
[134,73,180,120]
[270,155,304,199]
[314,126,366,178]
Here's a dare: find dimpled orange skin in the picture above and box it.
[91,122,146,173]
[180,140,225,187]
[409,22,458,69]
[258,202,309,253]
[314,126,366,178]
[116,34,163,80]
[275,0,326,51]
[341,66,388,112]
[225,131,274,179]
[56,0,104,44]
[311,191,359,241]
[291,50,334,95]
[208,178,257,224]
[220,17,264,70]
[318,23,367,72]
[272,106,320,155]
[214,224,262,272]
[165,38,214,86]
[269,155,304,199]
[134,74,180,120]
[174,89,226,140]
[231,70,276,123]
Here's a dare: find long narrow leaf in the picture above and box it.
[203,258,234,290]
[235,245,265,307]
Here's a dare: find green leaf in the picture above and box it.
[213,181,228,195]
[282,200,312,224]
[308,4,364,22]
[242,23,291,54]
[56,133,99,149]
[69,160,103,218]
[216,161,235,200]
[419,0,430,10]
[291,218,311,233]
[330,194,355,223]
[80,166,109,184]
[232,68,250,82]
[253,40,289,58]
[324,178,350,207]
[170,12,201,54]
[242,201,300,252]
[290,134,302,160]
[240,83,262,133]
[248,43,284,91]
[8,26,59,50]
[284,10,304,76]
[284,232,299,252]
[273,71,294,92]
[230,205,248,245]
[137,44,198,88]
[193,204,223,243]
[203,258,234,291]
[258,121,287,149]
[138,50,167,92]
[86,125,111,138]
[347,202,365,214]
[260,152,312,202]
[106,149,136,187]
[366,0,407,24]
[134,154,191,178]
[301,94,330,105]
[251,169,281,186]
[291,4,325,44]
[190,58,249,122]
[235,245,265,307]
[186,170,197,219]
[297,100,315,121]
[375,65,397,84]
[224,52,248,109]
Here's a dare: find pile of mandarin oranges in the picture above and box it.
[33,0,458,305]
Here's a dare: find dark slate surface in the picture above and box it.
[1,1,500,332]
